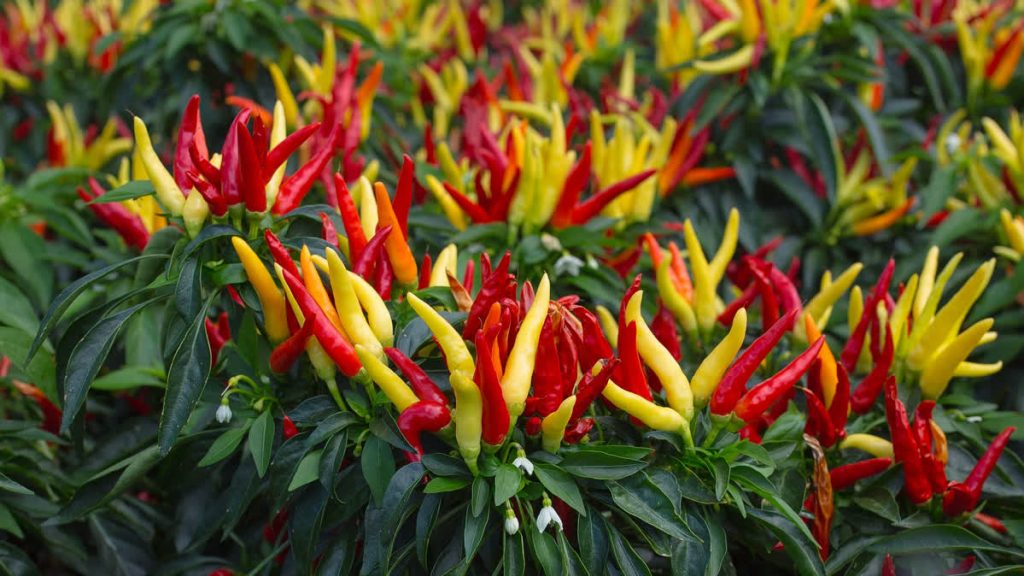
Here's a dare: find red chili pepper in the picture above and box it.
[205,311,231,366]
[975,513,1007,534]
[219,109,251,206]
[727,236,783,288]
[572,306,614,372]
[850,326,894,414]
[263,230,299,277]
[571,169,657,225]
[570,358,618,422]
[189,141,221,189]
[550,142,592,229]
[374,248,394,300]
[263,123,321,182]
[767,264,801,318]
[384,348,448,406]
[419,253,432,290]
[734,338,824,423]
[749,260,780,329]
[354,225,392,279]
[884,376,933,505]
[279,268,362,377]
[442,181,495,224]
[711,309,799,415]
[397,400,452,459]
[273,125,341,215]
[332,175,367,262]
[174,94,208,192]
[78,180,150,250]
[394,155,414,238]
[189,171,228,216]
[802,388,837,447]
[841,259,894,373]
[563,417,595,444]
[318,213,340,249]
[943,426,1016,516]
[270,319,315,373]
[532,318,565,416]
[476,322,510,445]
[237,124,266,213]
[719,283,758,326]
[463,259,476,294]
[738,424,762,444]
[650,301,681,361]
[830,364,851,434]
[615,320,652,403]
[882,554,895,576]
[463,252,512,338]
[911,400,948,493]
[829,458,891,491]
[282,415,299,440]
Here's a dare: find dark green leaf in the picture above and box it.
[248,411,275,478]
[197,424,250,467]
[424,476,471,494]
[747,508,825,576]
[471,475,491,517]
[361,434,395,505]
[534,463,585,516]
[289,450,323,491]
[494,464,522,506]
[158,297,214,454]
[504,531,526,576]
[88,181,154,204]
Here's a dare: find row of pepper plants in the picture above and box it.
[2,0,1024,575]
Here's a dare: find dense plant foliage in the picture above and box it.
[2,1,1024,575]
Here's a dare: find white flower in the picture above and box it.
[540,233,563,252]
[512,447,533,476]
[536,494,562,533]
[215,402,233,424]
[966,415,983,423]
[554,254,584,277]
[504,507,520,535]
[945,133,961,155]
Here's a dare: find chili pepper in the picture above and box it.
[911,400,948,493]
[183,190,209,238]
[910,260,995,370]
[501,274,551,418]
[710,309,798,416]
[541,396,576,453]
[350,272,393,345]
[282,415,299,440]
[133,116,185,216]
[188,170,227,217]
[333,175,367,263]
[279,266,362,377]
[373,182,419,286]
[450,372,482,474]
[419,253,432,290]
[975,513,1008,534]
[850,325,894,413]
[354,225,392,279]
[263,123,321,182]
[174,94,207,192]
[300,246,344,330]
[219,109,250,207]
[650,302,681,361]
[840,433,894,458]
[563,418,595,444]
[749,261,779,328]
[919,318,995,400]
[884,376,933,505]
[464,252,512,338]
[573,306,614,372]
[397,400,451,460]
[830,364,851,435]
[682,220,716,335]
[767,264,801,318]
[476,322,510,446]
[77,182,149,250]
[394,155,414,238]
[841,259,894,373]
[614,320,651,402]
[375,249,394,300]
[462,259,476,294]
[738,424,762,444]
[237,122,266,213]
[942,426,1016,516]
[550,142,592,229]
[270,319,315,373]
[264,230,300,278]
[692,309,747,407]
[602,378,686,433]
[205,312,231,366]
[829,458,891,491]
[232,237,289,342]
[384,348,447,406]
[533,318,565,417]
[272,125,341,215]
[319,212,340,249]
[625,289,694,420]
[407,293,476,379]
[189,142,222,189]
[882,554,895,576]
[570,358,617,422]
[354,345,418,410]
[571,169,657,225]
[719,283,757,327]
[802,264,863,334]
[326,249,381,356]
[733,338,824,423]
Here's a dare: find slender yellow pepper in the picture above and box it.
[657,259,697,335]
[133,116,185,216]
[625,290,694,421]
[354,345,418,411]
[708,208,740,286]
[300,246,344,331]
[407,293,476,378]
[326,249,381,357]
[919,318,995,399]
[231,237,289,342]
[691,308,746,407]
[602,380,686,433]
[349,272,394,348]
[266,101,288,207]
[595,304,619,345]
[840,433,894,458]
[541,396,576,453]
[683,220,716,335]
[500,275,551,418]
[429,244,459,288]
[450,372,482,475]
[908,259,993,369]
[801,263,863,336]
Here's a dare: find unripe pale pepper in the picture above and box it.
[541,396,576,453]
[450,372,482,475]
[326,249,382,357]
[231,237,289,342]
[354,344,419,411]
[691,308,747,407]
[407,293,476,379]
[625,290,694,420]
[840,433,894,458]
[133,116,185,216]
[500,274,551,418]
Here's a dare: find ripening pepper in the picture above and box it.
[133,116,185,216]
[710,310,799,416]
[829,458,892,491]
[840,433,894,458]
[326,249,383,357]
[501,275,551,418]
[541,396,576,453]
[374,182,419,287]
[450,372,483,475]
[691,309,747,407]
[354,345,419,411]
[232,237,289,343]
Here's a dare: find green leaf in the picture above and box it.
[361,434,395,505]
[416,493,442,568]
[289,450,323,492]
[0,473,32,495]
[747,508,825,576]
[504,532,526,576]
[527,526,563,576]
[534,464,585,516]
[157,297,214,455]
[867,525,1024,558]
[174,256,202,320]
[424,476,471,494]
[180,225,239,260]
[765,170,825,225]
[52,446,161,523]
[606,519,652,576]
[471,475,491,517]
[493,464,522,506]
[800,93,840,200]
[0,503,23,538]
[0,223,53,310]
[198,424,251,467]
[0,541,40,576]
[578,505,609,575]
[92,366,165,391]
[319,431,348,490]
[463,496,490,560]
[87,180,154,204]
[249,411,275,478]
[559,449,649,480]
[609,474,695,542]
[0,277,38,335]
[61,300,155,433]
[421,454,471,477]
[28,254,164,362]
[840,93,892,177]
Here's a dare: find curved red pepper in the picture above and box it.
[734,338,824,423]
[237,123,266,212]
[394,155,414,238]
[279,268,362,377]
[476,323,510,445]
[572,169,656,225]
[711,309,799,415]
[188,171,227,216]
[570,358,618,422]
[802,387,836,447]
[767,264,801,318]
[354,225,392,279]
[189,142,221,189]
[205,311,231,366]
[270,319,315,373]
[320,212,339,248]
[750,260,780,329]
[463,252,512,338]
[943,426,1016,516]
[384,347,448,406]
[912,400,948,493]
[332,175,367,263]
[397,400,451,459]
[532,318,565,417]
[264,229,300,278]
[263,123,321,182]
[850,325,894,414]
[174,94,208,192]
[830,458,891,491]
[841,259,894,372]
[719,283,758,326]
[374,248,394,300]
[283,415,299,440]
[273,125,341,215]
[78,181,150,251]
[615,320,652,403]
[219,109,252,206]
[551,142,592,229]
[650,302,681,361]
[830,364,851,434]
[884,376,933,505]
[572,306,613,372]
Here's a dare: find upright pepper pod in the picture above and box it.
[232,237,289,342]
[374,182,419,287]
[943,426,1017,516]
[691,309,747,406]
[541,396,576,453]
[710,310,798,416]
[384,348,447,406]
[279,266,363,377]
[326,249,381,357]
[450,372,483,475]
[133,117,185,216]
[354,345,419,411]
[476,317,510,447]
[625,290,694,421]
[270,320,315,373]
[501,274,551,418]
[883,377,933,505]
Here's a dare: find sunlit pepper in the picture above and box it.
[326,249,382,357]
[625,289,694,420]
[353,345,419,411]
[133,116,185,216]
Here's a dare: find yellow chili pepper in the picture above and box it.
[595,304,619,345]
[450,372,482,475]
[354,344,419,411]
[349,272,394,348]
[231,237,289,342]
[357,176,378,238]
[326,249,381,357]
[919,318,995,399]
[407,293,476,378]
[429,244,459,288]
[953,361,1003,378]
[501,274,551,418]
[840,433,894,458]
[300,246,344,331]
[888,274,918,349]
[625,290,694,421]
[908,259,994,369]
[683,220,716,335]
[133,116,185,216]
[801,263,863,336]
[541,396,576,453]
[266,101,288,207]
[656,259,697,335]
[602,380,691,446]
[708,208,740,286]
[424,174,468,231]
[691,308,747,407]
[182,191,208,238]
[913,246,941,319]
[268,64,299,128]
